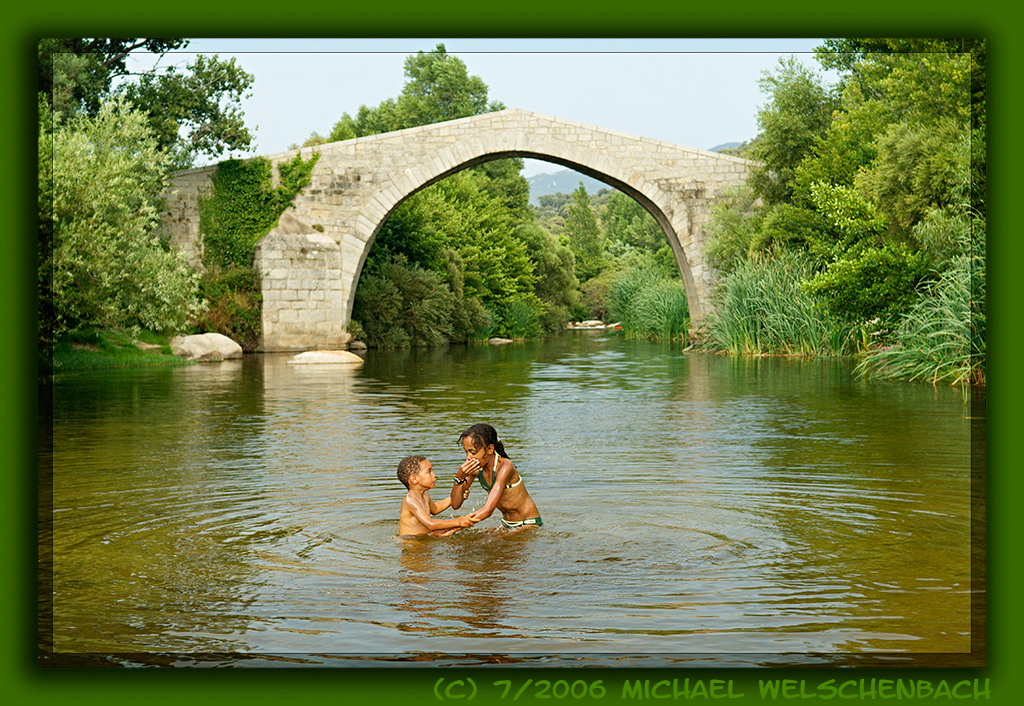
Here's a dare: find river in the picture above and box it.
[39,331,983,667]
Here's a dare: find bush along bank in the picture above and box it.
[694,41,985,386]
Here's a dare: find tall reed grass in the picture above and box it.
[500,296,545,340]
[607,266,690,341]
[703,250,858,356]
[855,227,985,385]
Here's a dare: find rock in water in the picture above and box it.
[287,350,364,365]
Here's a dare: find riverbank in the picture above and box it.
[44,329,193,373]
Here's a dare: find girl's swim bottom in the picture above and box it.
[501,516,543,529]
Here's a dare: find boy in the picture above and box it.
[398,455,479,536]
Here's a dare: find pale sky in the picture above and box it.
[134,38,834,176]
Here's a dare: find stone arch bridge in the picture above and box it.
[162,108,752,351]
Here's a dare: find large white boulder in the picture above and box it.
[170,333,243,361]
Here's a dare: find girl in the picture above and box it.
[449,423,542,530]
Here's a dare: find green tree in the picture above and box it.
[703,185,763,273]
[514,223,579,330]
[363,168,536,321]
[563,183,604,282]
[855,119,968,240]
[748,55,838,206]
[39,38,189,119]
[40,96,202,342]
[320,44,544,346]
[816,38,983,128]
[120,54,255,169]
[39,38,255,169]
[601,191,662,253]
[702,39,984,375]
[816,39,983,216]
[326,44,504,142]
[397,44,502,125]
[353,255,455,348]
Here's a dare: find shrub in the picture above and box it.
[190,266,262,351]
[41,96,203,341]
[803,242,932,338]
[499,295,546,339]
[352,255,454,348]
[704,249,858,356]
[578,270,617,320]
[855,210,984,385]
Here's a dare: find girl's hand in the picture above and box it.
[459,458,481,476]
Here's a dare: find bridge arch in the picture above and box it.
[163,109,752,351]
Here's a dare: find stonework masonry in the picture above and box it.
[253,212,349,351]
[161,108,753,352]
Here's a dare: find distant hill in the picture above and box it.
[526,170,607,206]
[709,142,742,153]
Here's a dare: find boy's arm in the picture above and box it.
[429,495,452,514]
[408,497,477,532]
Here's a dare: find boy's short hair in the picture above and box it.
[397,455,427,488]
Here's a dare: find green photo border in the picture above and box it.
[9,3,1013,705]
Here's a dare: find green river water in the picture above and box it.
[39,331,983,667]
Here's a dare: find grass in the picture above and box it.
[855,246,984,386]
[702,250,859,357]
[607,266,690,342]
[45,329,193,372]
[501,296,545,340]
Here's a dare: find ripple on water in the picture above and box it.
[46,340,978,663]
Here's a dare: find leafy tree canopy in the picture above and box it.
[326,44,504,141]
[39,38,189,118]
[120,54,254,170]
[748,55,838,207]
[705,38,984,344]
[40,96,202,340]
[563,183,605,282]
[39,37,255,169]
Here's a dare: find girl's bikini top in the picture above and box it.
[478,456,524,492]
